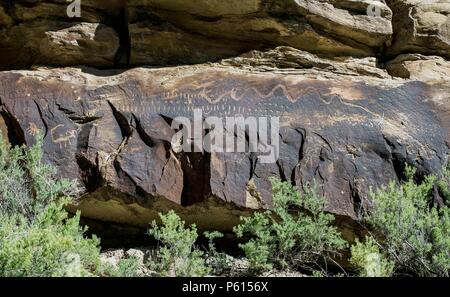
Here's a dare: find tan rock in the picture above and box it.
[0,1,122,70]
[129,21,257,66]
[387,0,450,58]
[0,1,448,236]
[220,46,389,78]
[127,0,393,64]
[0,5,13,27]
[0,21,119,69]
[386,54,450,81]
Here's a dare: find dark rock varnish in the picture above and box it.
[0,60,448,232]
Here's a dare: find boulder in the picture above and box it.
[386,0,450,59]
[386,54,450,81]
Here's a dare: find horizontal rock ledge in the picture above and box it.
[0,51,448,231]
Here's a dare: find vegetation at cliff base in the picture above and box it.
[351,166,450,277]
[0,132,101,276]
[0,134,449,277]
[147,210,211,277]
[234,178,347,275]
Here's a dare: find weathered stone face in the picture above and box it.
[127,0,393,64]
[0,0,394,70]
[0,1,448,233]
[386,54,450,81]
[386,0,450,59]
[0,48,448,229]
[0,1,124,70]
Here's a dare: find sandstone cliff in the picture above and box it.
[0,0,449,234]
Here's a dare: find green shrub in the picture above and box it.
[116,257,141,277]
[350,237,394,277]
[0,131,79,221]
[148,210,210,276]
[0,132,101,277]
[204,231,230,274]
[360,166,450,277]
[100,257,142,277]
[437,163,450,205]
[0,199,101,276]
[234,178,347,273]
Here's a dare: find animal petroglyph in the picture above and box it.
[50,124,77,149]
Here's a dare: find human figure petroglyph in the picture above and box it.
[27,122,39,136]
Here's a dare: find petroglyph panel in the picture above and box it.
[0,67,448,223]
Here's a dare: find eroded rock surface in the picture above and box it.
[128,0,393,64]
[0,1,449,234]
[0,47,448,229]
[0,0,394,69]
[0,0,125,70]
[386,53,450,81]
[386,0,450,59]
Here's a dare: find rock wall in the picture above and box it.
[0,0,449,233]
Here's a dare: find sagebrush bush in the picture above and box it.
[350,237,394,277]
[99,257,142,277]
[437,163,450,205]
[359,166,450,277]
[148,210,210,276]
[0,132,80,221]
[0,199,101,276]
[0,133,101,277]
[234,178,347,273]
[116,257,141,277]
[204,231,230,274]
